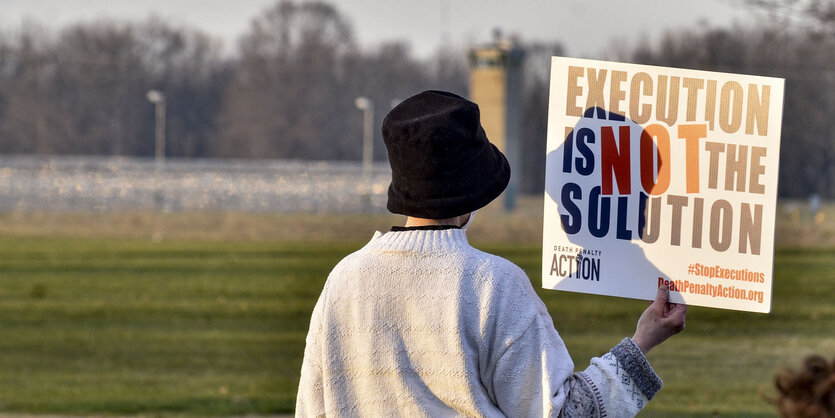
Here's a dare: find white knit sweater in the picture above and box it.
[296,227,662,417]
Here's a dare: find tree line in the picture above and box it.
[0,1,464,162]
[0,0,832,198]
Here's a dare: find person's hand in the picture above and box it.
[631,286,687,355]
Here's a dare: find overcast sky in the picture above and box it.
[1,0,759,58]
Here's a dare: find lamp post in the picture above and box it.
[354,97,374,181]
[355,97,374,211]
[146,90,166,175]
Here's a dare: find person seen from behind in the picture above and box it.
[296,90,688,417]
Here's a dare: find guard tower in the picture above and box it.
[468,31,524,211]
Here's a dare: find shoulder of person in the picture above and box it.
[467,248,528,280]
[464,248,547,309]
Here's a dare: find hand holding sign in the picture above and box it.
[632,286,688,354]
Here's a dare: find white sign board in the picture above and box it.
[542,57,784,313]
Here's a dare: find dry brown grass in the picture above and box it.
[774,199,835,247]
[0,196,831,247]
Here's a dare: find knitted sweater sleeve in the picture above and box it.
[295,293,327,417]
[491,311,662,417]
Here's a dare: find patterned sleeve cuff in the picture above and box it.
[611,338,663,399]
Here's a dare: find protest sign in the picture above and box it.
[542,57,784,313]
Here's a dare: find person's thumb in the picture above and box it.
[653,285,669,307]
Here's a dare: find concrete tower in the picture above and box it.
[468,30,524,211]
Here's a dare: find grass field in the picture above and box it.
[0,199,832,416]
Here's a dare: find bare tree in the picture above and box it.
[734,0,835,30]
[135,18,229,157]
[340,41,440,161]
[517,41,564,195]
[215,0,356,160]
[629,23,835,198]
[0,22,59,154]
[0,17,226,158]
[52,22,147,155]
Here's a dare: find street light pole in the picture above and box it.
[146,90,166,175]
[354,97,374,181]
[355,97,374,211]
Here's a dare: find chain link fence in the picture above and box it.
[0,156,391,213]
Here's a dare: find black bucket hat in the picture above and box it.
[382,90,510,219]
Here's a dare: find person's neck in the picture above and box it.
[405,214,469,228]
